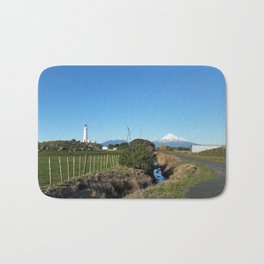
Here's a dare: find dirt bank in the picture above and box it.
[43,167,154,198]
[126,152,199,198]
[155,152,198,180]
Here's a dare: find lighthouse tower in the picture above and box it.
[83,124,88,143]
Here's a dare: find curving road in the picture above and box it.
[175,154,226,198]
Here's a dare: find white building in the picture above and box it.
[191,145,223,153]
[83,124,88,143]
[102,146,108,150]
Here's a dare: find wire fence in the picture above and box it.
[39,153,120,188]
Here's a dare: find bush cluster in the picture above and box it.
[119,139,155,172]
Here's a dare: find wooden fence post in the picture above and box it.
[106,154,108,168]
[93,155,95,172]
[73,156,75,178]
[48,157,52,185]
[83,154,87,176]
[79,156,81,177]
[67,156,70,180]
[89,155,91,173]
[59,156,63,183]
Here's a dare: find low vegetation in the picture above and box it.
[43,167,154,198]
[159,145,190,152]
[38,139,103,153]
[187,147,226,163]
[119,139,155,173]
[108,142,129,150]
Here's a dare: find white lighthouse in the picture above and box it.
[83,124,88,143]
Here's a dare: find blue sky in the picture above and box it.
[38,66,226,144]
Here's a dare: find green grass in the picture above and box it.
[176,147,226,163]
[129,163,215,198]
[38,151,120,189]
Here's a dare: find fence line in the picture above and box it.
[46,154,120,186]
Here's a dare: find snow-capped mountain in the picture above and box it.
[101,133,196,148]
[152,133,196,148]
[159,133,188,142]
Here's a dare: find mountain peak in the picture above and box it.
[160,133,187,142]
[152,133,195,148]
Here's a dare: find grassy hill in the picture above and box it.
[190,147,226,163]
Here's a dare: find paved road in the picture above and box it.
[175,154,226,198]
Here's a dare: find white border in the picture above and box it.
[1,1,264,263]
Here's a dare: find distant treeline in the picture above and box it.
[108,143,129,149]
[38,139,191,153]
[158,145,191,151]
[38,139,103,153]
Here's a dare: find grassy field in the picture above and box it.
[127,163,215,198]
[38,151,120,189]
[177,147,226,163]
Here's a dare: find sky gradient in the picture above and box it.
[38,66,226,144]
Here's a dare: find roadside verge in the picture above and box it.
[126,152,215,198]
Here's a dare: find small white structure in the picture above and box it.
[83,124,88,143]
[191,145,223,153]
[102,146,108,150]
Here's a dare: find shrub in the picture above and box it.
[118,142,129,149]
[119,139,155,172]
[159,145,168,151]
